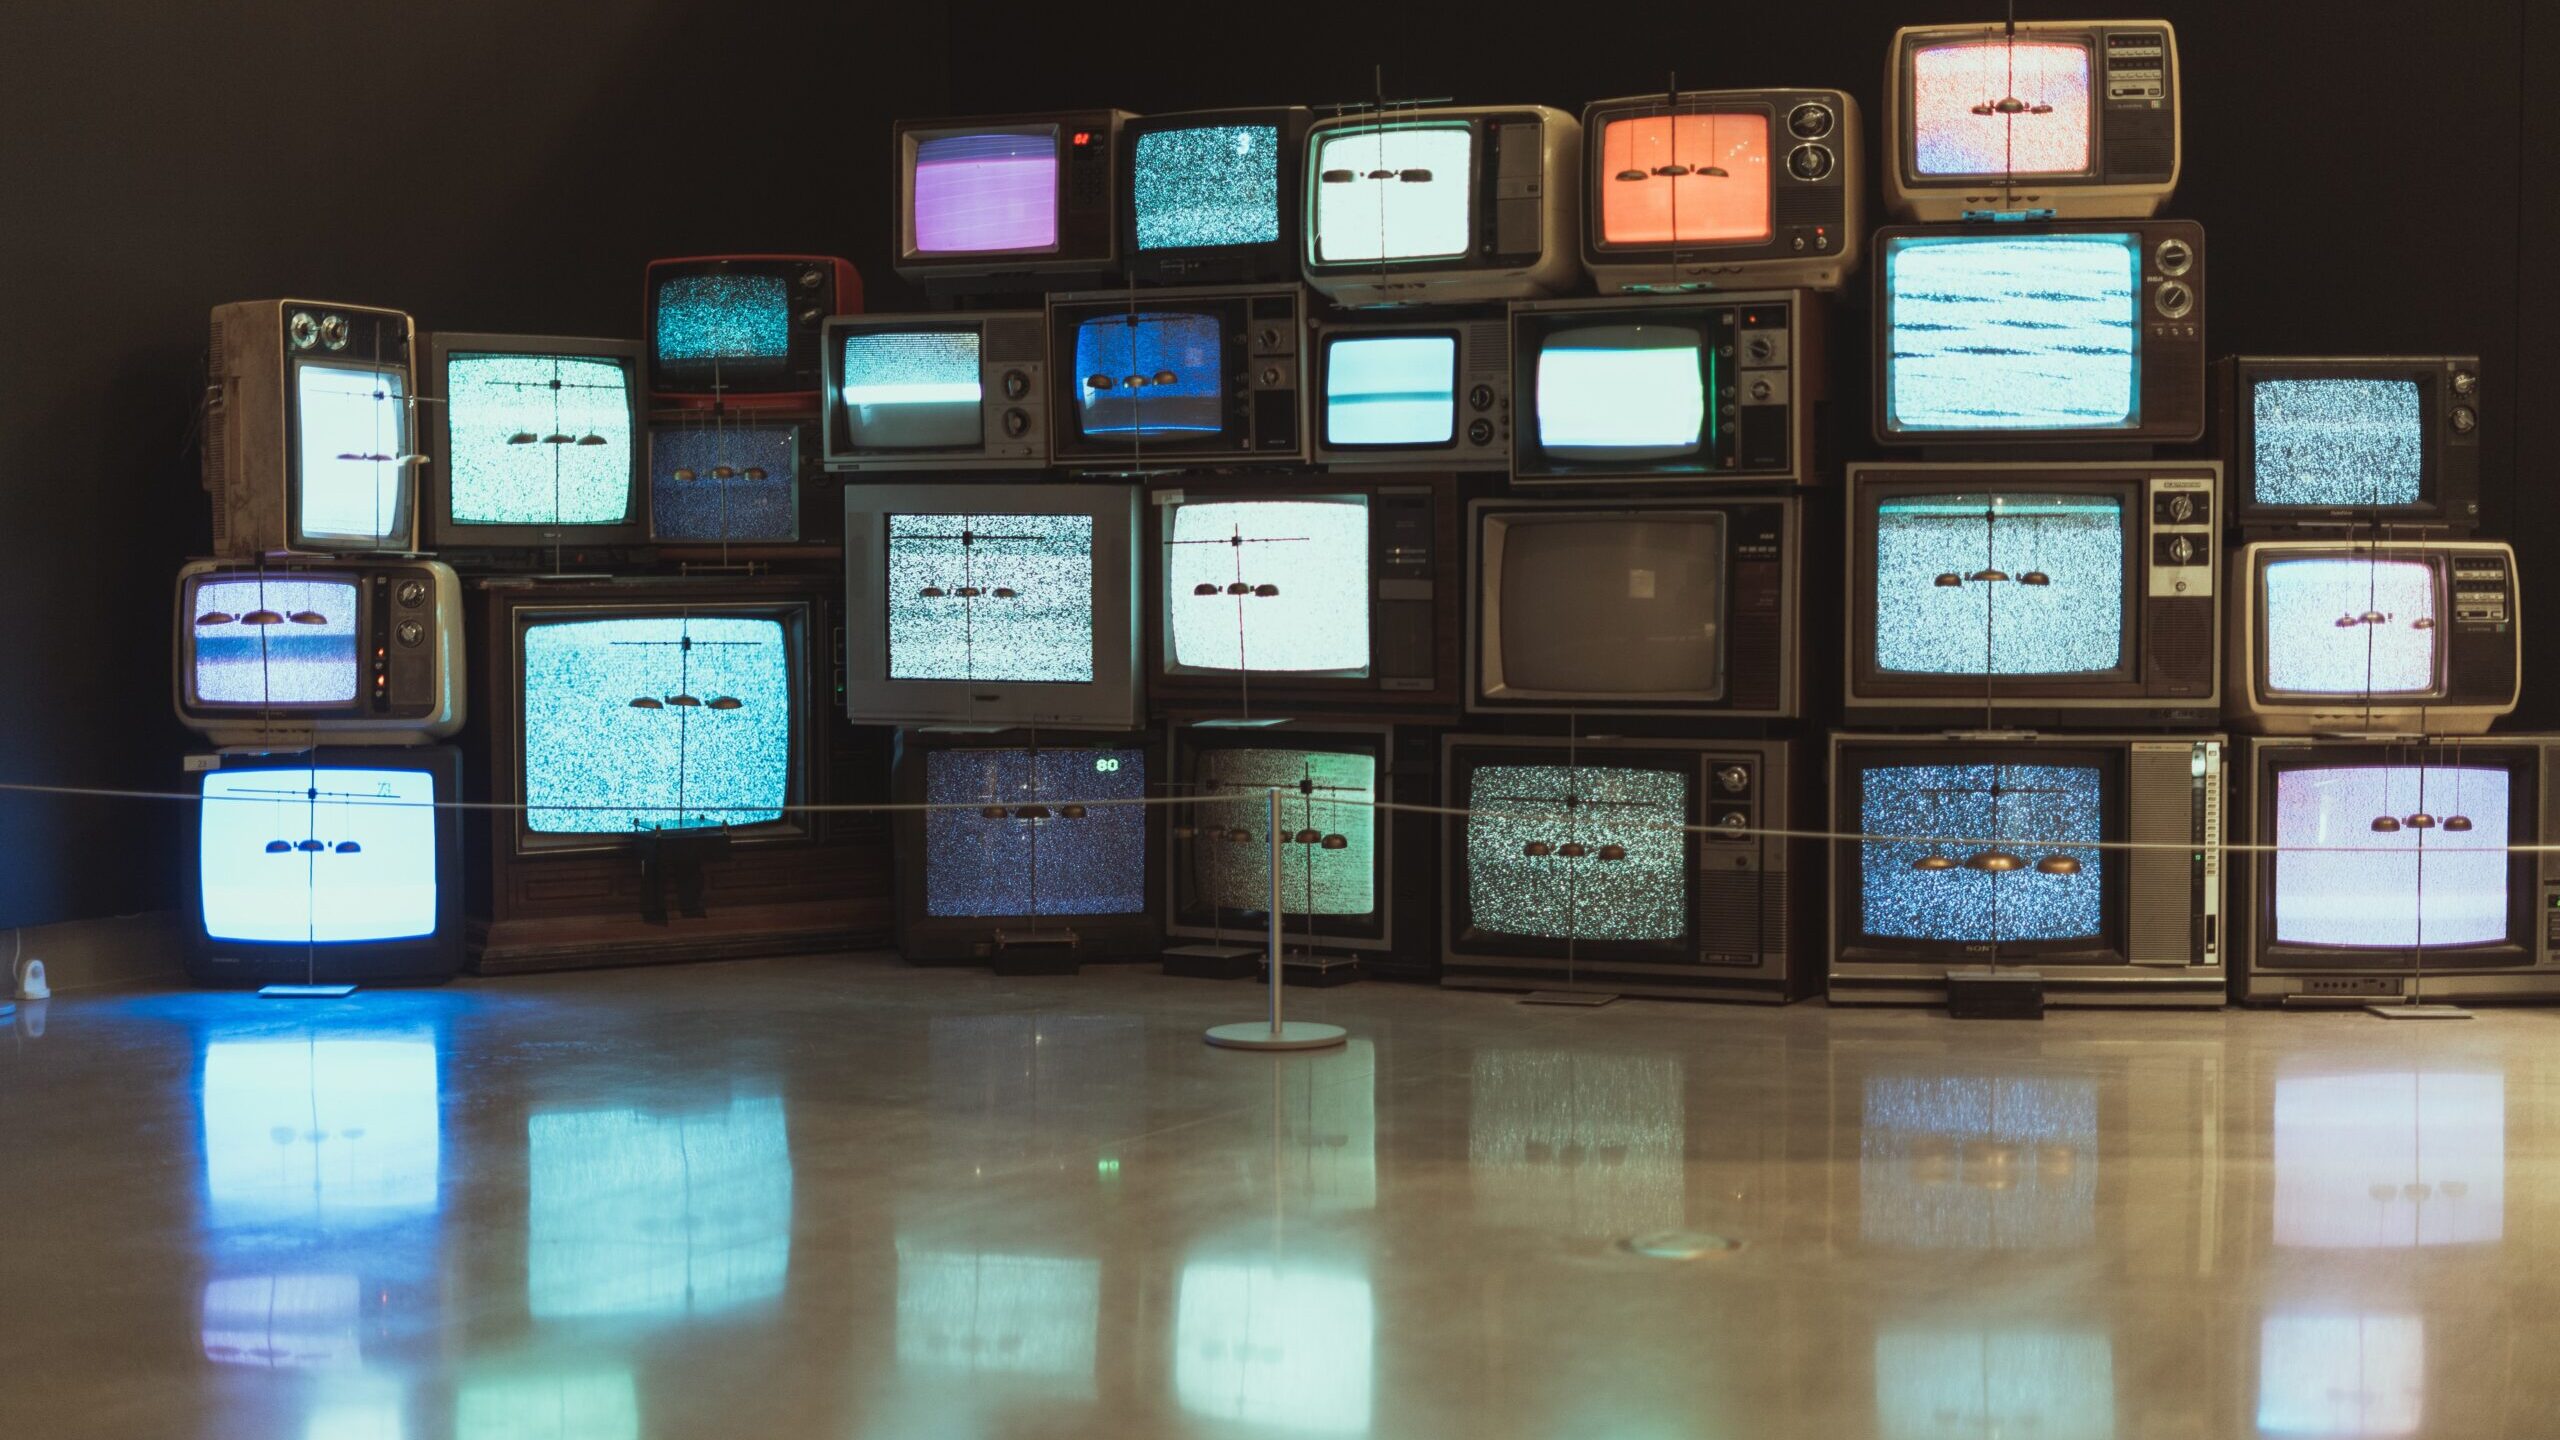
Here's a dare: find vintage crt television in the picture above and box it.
[821,311,1047,473]
[174,559,465,748]
[1149,475,1458,714]
[843,484,1140,730]
[1469,495,1801,719]
[1874,221,2203,445]
[891,730,1159,967]
[1580,87,1863,293]
[423,333,644,552]
[2237,736,2560,1006]
[2227,540,2518,736]
[186,746,464,985]
[1048,284,1306,470]
[1511,293,1824,488]
[893,110,1134,292]
[1166,723,1395,958]
[1301,105,1582,307]
[647,419,805,544]
[1845,462,2219,727]
[1309,310,1509,470]
[1124,106,1313,285]
[2220,356,2483,532]
[1441,733,1818,1003]
[1828,732,2226,1007]
[204,299,418,558]
[645,255,860,410]
[1882,19,2181,222]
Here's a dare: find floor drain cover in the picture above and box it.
[1621,1230,1742,1260]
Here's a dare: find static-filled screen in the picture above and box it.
[923,747,1147,917]
[2271,766,2510,950]
[200,767,438,944]
[1135,124,1283,252]
[2274,1072,2503,1248]
[1166,499,1368,674]
[649,425,799,542]
[521,614,792,834]
[1535,324,1707,459]
[2252,378,2426,510]
[1187,747,1378,917]
[1075,312,1223,437]
[1884,233,2140,432]
[654,272,790,373]
[1312,122,1474,263]
[296,361,411,544]
[912,128,1059,254]
[191,576,360,706]
[2257,1315,2425,1439]
[528,1095,792,1319]
[444,352,635,527]
[1857,761,2105,944]
[1910,39,2095,178]
[1861,1076,2098,1250]
[1598,113,1773,245]
[1465,763,1688,942]
[1873,494,2125,677]
[886,512,1096,683]
[200,1036,439,1225]
[2261,556,2438,696]
[839,329,982,450]
[1494,517,1724,697]
[1324,335,1456,446]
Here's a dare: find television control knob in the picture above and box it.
[1716,765,1750,794]
[1748,377,1775,402]
[1786,143,1834,181]
[288,311,321,350]
[1717,811,1750,835]
[395,619,425,648]
[319,314,351,350]
[395,580,427,608]
[2453,371,2479,398]
[2166,535,2197,565]
[2165,493,2195,523]
[2154,281,2194,319]
[1259,366,1282,386]
[1002,369,1031,400]
[2155,237,2194,275]
[2452,406,2478,434]
[1002,408,1031,438]
[1256,327,1280,348]
[1468,383,1495,412]
[1787,102,1835,140]
[798,308,822,327]
[799,267,823,289]
[1467,418,1495,446]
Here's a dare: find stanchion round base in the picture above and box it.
[1205,1020,1349,1051]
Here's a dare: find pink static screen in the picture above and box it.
[2271,766,2510,950]
[912,128,1059,255]
[1911,40,2093,178]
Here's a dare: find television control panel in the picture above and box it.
[2148,477,2214,598]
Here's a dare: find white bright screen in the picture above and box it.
[296,361,412,545]
[199,767,438,944]
[1535,327,1706,452]
[1167,499,1370,674]
[1311,123,1473,263]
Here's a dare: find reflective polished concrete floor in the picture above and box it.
[4,956,2558,1439]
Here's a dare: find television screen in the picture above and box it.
[297,361,412,545]
[1186,747,1378,917]
[2274,1072,2503,1248]
[1883,232,2140,432]
[200,766,439,944]
[191,576,360,706]
[1074,312,1223,437]
[1873,493,2125,676]
[2261,557,2438,695]
[654,271,792,379]
[521,614,792,834]
[1311,122,1474,263]
[649,425,799,542]
[1856,761,2105,943]
[2270,765,2509,949]
[922,747,1146,917]
[1910,39,2095,177]
[1861,1075,2097,1249]
[839,328,983,450]
[1533,323,1707,460]
[528,1095,792,1319]
[2257,1314,2424,1438]
[1166,499,1369,674]
[442,351,635,526]
[1323,335,1456,446]
[1597,113,1773,245]
[887,513,1096,683]
[1134,124,1283,252]
[1464,764,1688,941]
[913,127,1060,254]
[2251,377,2426,511]
[200,1035,440,1224]
[1494,515,1724,696]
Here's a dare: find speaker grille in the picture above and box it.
[2146,598,2212,688]
[2127,745,2197,965]
[982,317,1043,363]
[1459,320,1507,383]
[1774,174,1838,225]
[2105,140,2174,179]
[1698,865,1783,964]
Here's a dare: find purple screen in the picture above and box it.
[2272,766,2510,949]
[912,129,1059,255]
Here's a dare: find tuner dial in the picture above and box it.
[1256,327,1280,348]
[1259,366,1282,387]
[1786,143,1834,181]
[1787,102,1835,140]
[2453,372,2479,398]
[288,311,320,350]
[395,619,425,648]
[1716,765,1750,794]
[1468,383,1496,412]
[319,314,351,351]
[2166,535,2197,565]
[799,267,824,289]
[1716,811,1750,835]
[2155,281,2195,319]
[1466,418,1495,447]
[1002,408,1031,438]
[396,580,427,608]
[2165,494,2195,523]
[1002,369,1031,401]
[2452,406,2478,434]
[797,308,823,327]
[1748,377,1775,402]
[2155,237,2194,276]
[1746,335,1775,362]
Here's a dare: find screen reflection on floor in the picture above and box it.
[454,1369,640,1440]
[2273,1072,2503,1248]
[894,1245,1101,1390]
[2258,1313,2425,1437]
[1874,1327,2115,1440]
[526,1094,792,1320]
[1468,1050,1685,1237]
[1175,1258,1375,1435]
[199,1035,441,1226]
[1859,1074,2098,1250]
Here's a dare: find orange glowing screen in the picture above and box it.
[1600,112,1773,246]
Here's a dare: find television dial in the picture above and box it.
[287,311,320,350]
[798,308,822,328]
[2165,534,2197,565]
[1786,144,1834,182]
[1716,765,1750,794]
[1746,335,1775,363]
[2164,493,2195,523]
[1715,810,1750,835]
[1468,383,1496,412]
[2452,406,2478,434]
[2454,372,2479,398]
[1259,366,1282,386]
[1467,418,1495,446]
[319,314,351,351]
[395,620,425,648]
[1787,102,1834,140]
[2154,281,2194,320]
[2155,238,2194,276]
[1002,408,1031,439]
[1748,377,1775,402]
[396,580,427,608]
[798,267,823,289]
[1002,369,1031,400]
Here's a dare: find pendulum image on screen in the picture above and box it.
[2274,1071,2504,1249]
[1074,313,1223,438]
[1886,234,2139,432]
[2272,765,2509,949]
[521,614,792,834]
[1858,762,2104,945]
[650,425,798,542]
[1493,515,1726,698]
[1135,124,1283,252]
[200,1032,441,1224]
[1324,335,1456,446]
[2253,378,2427,510]
[444,352,635,526]
[1312,122,1474,263]
[1910,40,2094,177]
[1534,324,1707,459]
[656,273,791,376]
[1466,764,1688,943]
[200,766,439,944]
[923,748,1147,918]
[840,330,983,451]
[886,513,1096,684]
[1873,493,2125,677]
[913,128,1059,254]
[1185,748,1378,918]
[1599,113,1774,246]
[2262,557,2438,696]
[192,575,361,706]
[1166,500,1369,675]
[1860,1075,2099,1249]
[297,361,411,544]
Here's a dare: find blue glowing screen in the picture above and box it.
[200,766,438,944]
[295,361,413,546]
[521,614,792,834]
[1857,762,2105,944]
[1534,324,1707,460]
[649,424,799,542]
[1325,335,1456,446]
[655,272,791,372]
[923,747,1146,918]
[2252,377,2427,510]
[528,1094,793,1319]
[1075,312,1223,437]
[1134,124,1284,252]
[840,329,982,450]
[443,352,636,526]
[190,575,360,707]
[1884,233,2140,432]
[200,1035,440,1226]
[1873,493,2126,676]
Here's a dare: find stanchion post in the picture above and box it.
[1205,787,1348,1051]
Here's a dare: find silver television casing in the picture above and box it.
[1302,105,1584,307]
[1309,310,1510,471]
[174,557,465,748]
[2225,539,2519,737]
[821,311,1049,473]
[204,299,419,559]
